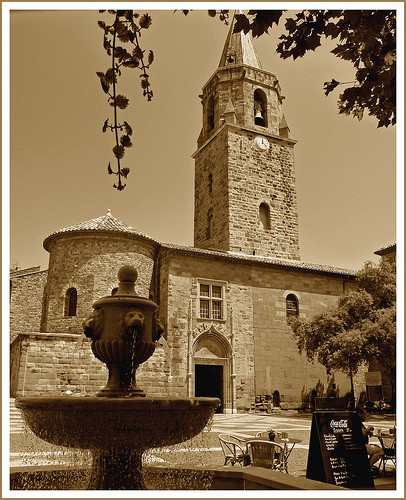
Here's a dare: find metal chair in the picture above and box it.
[246,439,287,472]
[377,435,396,475]
[218,434,249,466]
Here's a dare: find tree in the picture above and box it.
[209,10,396,128]
[290,258,396,408]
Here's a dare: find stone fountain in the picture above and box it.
[15,265,220,490]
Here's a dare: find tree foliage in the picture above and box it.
[207,9,396,127]
[290,259,396,401]
[97,10,154,191]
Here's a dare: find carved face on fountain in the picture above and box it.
[121,309,145,340]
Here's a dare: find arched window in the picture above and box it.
[259,203,270,230]
[286,294,298,323]
[207,208,214,239]
[207,96,215,132]
[65,288,77,317]
[254,89,267,127]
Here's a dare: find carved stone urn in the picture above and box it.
[82,265,164,397]
[15,264,220,489]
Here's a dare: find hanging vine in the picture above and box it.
[97,10,154,191]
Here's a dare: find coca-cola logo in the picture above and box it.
[330,419,350,433]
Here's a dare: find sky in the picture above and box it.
[5,5,401,274]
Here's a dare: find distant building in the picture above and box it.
[11,15,369,412]
[374,244,396,265]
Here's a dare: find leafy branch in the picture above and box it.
[97,10,154,190]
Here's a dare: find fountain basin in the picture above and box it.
[15,396,219,450]
[15,396,220,489]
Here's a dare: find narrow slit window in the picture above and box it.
[259,203,270,230]
[207,209,214,239]
[65,288,77,317]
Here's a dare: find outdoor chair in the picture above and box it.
[218,434,250,466]
[228,434,249,454]
[246,439,287,472]
[377,435,396,475]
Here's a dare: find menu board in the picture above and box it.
[306,411,375,489]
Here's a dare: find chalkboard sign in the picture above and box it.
[306,411,375,489]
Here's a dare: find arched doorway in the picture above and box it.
[273,390,280,407]
[192,325,234,413]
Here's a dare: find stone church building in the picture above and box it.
[10,19,361,412]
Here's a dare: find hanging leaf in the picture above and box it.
[148,50,154,65]
[105,68,116,84]
[115,46,131,62]
[324,79,340,96]
[114,182,126,191]
[96,72,110,93]
[122,59,139,68]
[121,167,130,178]
[116,21,130,42]
[113,145,125,159]
[110,94,129,109]
[120,135,133,147]
[107,162,114,174]
[123,121,133,136]
[132,46,144,60]
[102,118,109,132]
[139,13,152,29]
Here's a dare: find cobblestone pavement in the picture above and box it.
[10,407,397,489]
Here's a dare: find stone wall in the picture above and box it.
[227,127,299,259]
[161,248,355,411]
[10,270,48,338]
[11,333,107,397]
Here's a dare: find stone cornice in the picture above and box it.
[192,122,296,158]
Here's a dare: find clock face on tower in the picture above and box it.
[254,136,270,151]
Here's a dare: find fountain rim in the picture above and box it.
[15,396,221,411]
[92,295,158,309]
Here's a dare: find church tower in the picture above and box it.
[193,14,300,260]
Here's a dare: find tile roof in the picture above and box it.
[161,243,357,277]
[42,211,356,278]
[374,243,396,255]
[43,210,158,250]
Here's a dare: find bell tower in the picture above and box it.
[192,13,300,260]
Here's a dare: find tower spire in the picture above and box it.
[219,11,262,69]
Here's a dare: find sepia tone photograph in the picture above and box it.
[6,5,400,493]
